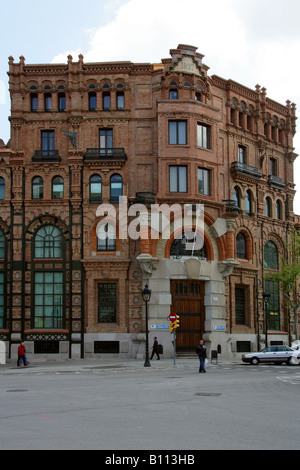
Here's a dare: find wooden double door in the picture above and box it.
[171,280,205,353]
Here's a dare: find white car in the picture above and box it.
[242,345,296,365]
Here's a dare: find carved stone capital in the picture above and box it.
[218,259,240,278]
[137,254,159,279]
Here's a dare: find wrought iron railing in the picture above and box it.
[84,148,127,160]
[231,161,261,179]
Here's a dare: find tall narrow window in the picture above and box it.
[52,176,64,199]
[103,92,111,110]
[44,93,52,112]
[276,200,282,220]
[34,272,63,329]
[265,197,272,217]
[264,279,280,330]
[110,174,123,203]
[235,287,246,325]
[98,283,117,323]
[32,176,44,200]
[245,190,252,216]
[169,121,187,145]
[31,94,38,112]
[90,175,102,203]
[198,168,211,196]
[270,158,277,176]
[169,166,187,193]
[197,124,210,149]
[58,93,66,112]
[117,92,125,110]
[236,232,247,259]
[41,131,55,156]
[35,226,64,259]
[89,92,97,111]
[0,177,5,200]
[238,145,246,164]
[233,186,241,209]
[264,241,278,270]
[99,129,113,154]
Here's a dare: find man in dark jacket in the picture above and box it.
[196,340,207,373]
[150,336,160,360]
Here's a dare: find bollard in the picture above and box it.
[0,341,6,364]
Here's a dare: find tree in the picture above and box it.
[265,227,300,341]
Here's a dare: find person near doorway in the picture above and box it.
[17,342,28,367]
[150,336,160,360]
[196,339,207,373]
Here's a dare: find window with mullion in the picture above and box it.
[198,168,211,196]
[41,131,55,156]
[34,271,64,329]
[197,123,210,149]
[169,121,187,145]
[169,165,187,193]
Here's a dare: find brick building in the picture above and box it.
[0,44,298,361]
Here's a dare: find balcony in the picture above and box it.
[231,162,261,179]
[32,150,61,162]
[268,175,285,188]
[84,148,127,162]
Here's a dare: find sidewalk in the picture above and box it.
[0,356,241,374]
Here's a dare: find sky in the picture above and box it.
[0,0,300,213]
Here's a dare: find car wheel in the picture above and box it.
[251,357,259,365]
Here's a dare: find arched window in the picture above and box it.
[32,177,44,200]
[170,231,207,260]
[265,197,272,217]
[245,190,252,216]
[97,223,116,252]
[276,200,282,220]
[233,186,241,209]
[89,175,102,204]
[0,177,5,200]
[264,241,278,270]
[236,232,247,259]
[34,225,64,259]
[110,174,123,203]
[52,176,64,199]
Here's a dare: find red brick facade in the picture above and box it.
[0,45,298,360]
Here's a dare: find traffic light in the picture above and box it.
[169,322,176,333]
[174,315,180,329]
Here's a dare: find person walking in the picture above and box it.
[17,341,28,367]
[196,339,207,373]
[150,336,160,360]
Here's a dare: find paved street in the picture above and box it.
[0,358,299,451]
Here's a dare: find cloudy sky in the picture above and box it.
[1,0,300,212]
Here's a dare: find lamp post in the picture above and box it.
[142,283,152,367]
[263,292,270,348]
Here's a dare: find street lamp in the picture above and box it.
[142,283,152,368]
[263,291,270,348]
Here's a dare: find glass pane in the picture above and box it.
[0,178,5,200]
[178,166,187,192]
[169,122,177,145]
[178,122,187,145]
[117,93,125,109]
[169,166,177,192]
